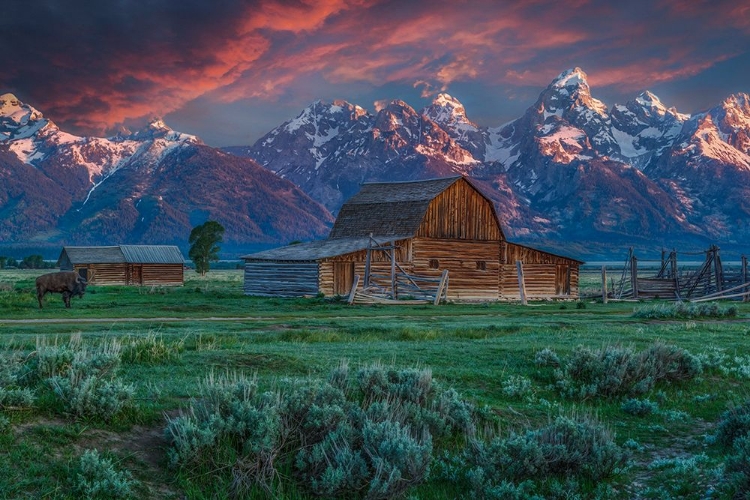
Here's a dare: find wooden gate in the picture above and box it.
[555,264,571,296]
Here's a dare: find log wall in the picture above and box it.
[412,238,499,301]
[244,262,319,297]
[417,180,503,241]
[500,264,580,300]
[74,264,183,286]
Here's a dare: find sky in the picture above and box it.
[2,0,749,147]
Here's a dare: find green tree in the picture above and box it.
[22,254,45,269]
[0,256,7,269]
[188,221,225,276]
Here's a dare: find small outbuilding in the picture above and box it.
[242,176,582,301]
[57,245,185,286]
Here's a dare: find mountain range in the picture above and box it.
[2,68,750,259]
[227,68,750,256]
[0,93,332,255]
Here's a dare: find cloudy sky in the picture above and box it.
[2,0,749,147]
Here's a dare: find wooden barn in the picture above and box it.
[242,176,582,301]
[57,245,185,286]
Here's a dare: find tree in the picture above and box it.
[0,256,6,269]
[188,221,225,276]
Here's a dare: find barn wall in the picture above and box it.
[417,180,503,241]
[244,262,319,297]
[74,264,128,285]
[412,238,499,301]
[141,264,184,286]
[499,264,580,300]
[319,240,413,297]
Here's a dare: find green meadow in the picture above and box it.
[1,268,749,499]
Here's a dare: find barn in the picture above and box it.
[57,245,186,286]
[242,176,582,301]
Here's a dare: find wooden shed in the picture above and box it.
[57,245,185,286]
[242,176,582,301]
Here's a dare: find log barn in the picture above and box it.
[242,176,582,301]
[57,245,186,286]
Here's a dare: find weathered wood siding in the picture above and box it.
[244,262,319,297]
[319,240,413,296]
[74,264,184,286]
[417,180,503,241]
[141,265,184,286]
[74,264,127,285]
[500,264,579,299]
[412,238,499,301]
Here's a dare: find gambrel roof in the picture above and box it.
[330,176,498,239]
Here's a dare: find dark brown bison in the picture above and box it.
[35,272,87,309]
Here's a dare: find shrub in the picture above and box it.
[534,348,561,368]
[501,375,533,399]
[621,398,658,417]
[555,342,701,399]
[121,333,183,365]
[632,302,738,320]
[464,413,628,487]
[644,454,717,499]
[48,371,135,422]
[166,363,481,498]
[73,449,138,499]
[721,435,750,497]
[715,400,750,448]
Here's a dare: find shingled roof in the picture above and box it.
[329,176,462,239]
[58,245,185,265]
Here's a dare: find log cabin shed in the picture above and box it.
[242,176,582,301]
[57,245,185,286]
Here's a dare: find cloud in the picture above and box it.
[1,0,747,138]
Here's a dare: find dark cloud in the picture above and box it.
[1,0,748,145]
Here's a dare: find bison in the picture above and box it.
[35,271,87,309]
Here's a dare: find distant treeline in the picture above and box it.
[0,255,57,269]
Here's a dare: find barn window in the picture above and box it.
[429,259,439,269]
[476,260,486,270]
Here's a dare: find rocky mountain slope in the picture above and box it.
[232,68,750,254]
[0,93,333,254]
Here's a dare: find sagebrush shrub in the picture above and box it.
[49,371,134,422]
[621,398,658,417]
[534,348,560,368]
[0,387,35,409]
[73,449,138,499]
[633,302,738,319]
[501,375,533,399]
[167,363,483,498]
[121,333,183,365]
[555,342,701,399]
[715,400,750,448]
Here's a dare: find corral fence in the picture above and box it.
[583,246,749,302]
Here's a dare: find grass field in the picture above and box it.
[1,268,749,499]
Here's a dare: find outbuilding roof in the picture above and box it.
[58,245,185,265]
[242,236,410,262]
[329,176,463,239]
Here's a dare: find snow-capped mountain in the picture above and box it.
[227,98,478,212]
[233,68,750,254]
[0,93,332,253]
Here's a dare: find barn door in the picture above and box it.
[555,264,571,296]
[131,265,143,285]
[78,267,88,281]
[333,262,355,296]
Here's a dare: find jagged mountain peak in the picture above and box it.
[633,91,689,121]
[551,67,590,90]
[128,118,199,144]
[0,93,47,141]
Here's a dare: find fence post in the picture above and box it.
[516,260,528,305]
[631,255,639,299]
[743,255,748,303]
[347,275,360,305]
[601,266,608,304]
[434,269,449,305]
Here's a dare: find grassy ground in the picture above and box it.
[1,268,749,498]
